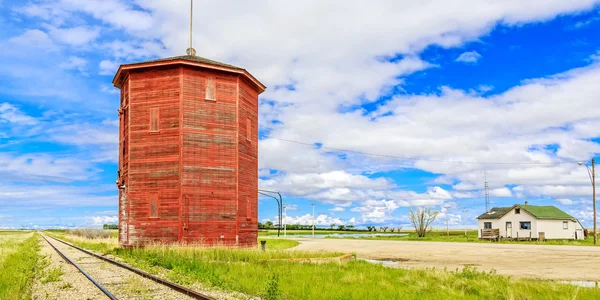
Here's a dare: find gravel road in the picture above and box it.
[293,238,600,281]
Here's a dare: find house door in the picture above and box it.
[576,229,583,240]
[506,222,512,238]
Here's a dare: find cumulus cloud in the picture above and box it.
[99,60,119,76]
[455,51,482,63]
[90,216,118,225]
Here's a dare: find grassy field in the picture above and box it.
[330,230,597,246]
[47,230,598,299]
[0,231,41,300]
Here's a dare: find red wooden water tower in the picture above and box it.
[112,52,265,247]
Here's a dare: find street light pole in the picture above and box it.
[311,203,315,239]
[579,158,596,245]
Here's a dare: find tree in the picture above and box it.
[380,226,388,232]
[366,226,376,232]
[337,225,345,230]
[265,221,274,229]
[330,223,336,230]
[346,225,355,230]
[409,207,439,237]
[390,228,395,232]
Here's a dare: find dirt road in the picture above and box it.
[293,238,600,281]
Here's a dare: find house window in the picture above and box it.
[205,77,216,100]
[484,222,492,229]
[563,221,568,230]
[150,107,159,132]
[515,208,520,214]
[246,118,251,141]
[520,221,531,230]
[150,193,158,218]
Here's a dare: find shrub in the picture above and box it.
[67,229,113,239]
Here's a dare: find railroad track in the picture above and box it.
[41,234,214,300]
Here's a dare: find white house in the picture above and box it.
[476,202,585,240]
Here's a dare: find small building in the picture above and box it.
[476,202,585,240]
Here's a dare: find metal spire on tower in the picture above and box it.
[186,0,196,56]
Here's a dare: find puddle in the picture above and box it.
[561,281,599,288]
[358,258,400,266]
[289,233,408,239]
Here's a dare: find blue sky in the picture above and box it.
[1,0,599,229]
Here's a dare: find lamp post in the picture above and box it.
[283,204,288,237]
[578,158,596,245]
[311,203,315,239]
[258,190,283,237]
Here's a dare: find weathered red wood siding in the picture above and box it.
[237,78,259,245]
[117,62,261,247]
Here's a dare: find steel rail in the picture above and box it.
[41,234,117,300]
[44,234,214,300]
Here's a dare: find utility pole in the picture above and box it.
[462,207,468,237]
[444,205,450,236]
[283,204,288,237]
[311,203,315,239]
[579,158,596,245]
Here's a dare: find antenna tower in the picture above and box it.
[484,169,490,212]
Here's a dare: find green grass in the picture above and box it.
[0,232,42,300]
[47,231,598,299]
[41,266,64,284]
[330,230,597,246]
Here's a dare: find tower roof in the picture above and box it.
[112,55,265,93]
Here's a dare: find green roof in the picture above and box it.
[476,207,511,219]
[122,55,243,70]
[477,204,575,220]
[520,205,574,219]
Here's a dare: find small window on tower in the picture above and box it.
[205,77,216,101]
[246,118,251,141]
[150,193,158,218]
[150,107,159,132]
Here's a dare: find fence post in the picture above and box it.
[260,240,266,251]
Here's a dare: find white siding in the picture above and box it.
[537,219,584,239]
[478,207,584,240]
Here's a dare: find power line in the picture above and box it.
[264,136,575,166]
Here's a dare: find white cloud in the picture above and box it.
[329,207,346,212]
[283,213,344,226]
[489,187,513,197]
[99,60,119,76]
[455,51,482,63]
[43,25,100,47]
[59,56,88,74]
[7,29,56,49]
[0,103,37,125]
[556,198,577,206]
[90,216,118,225]
[350,199,400,223]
